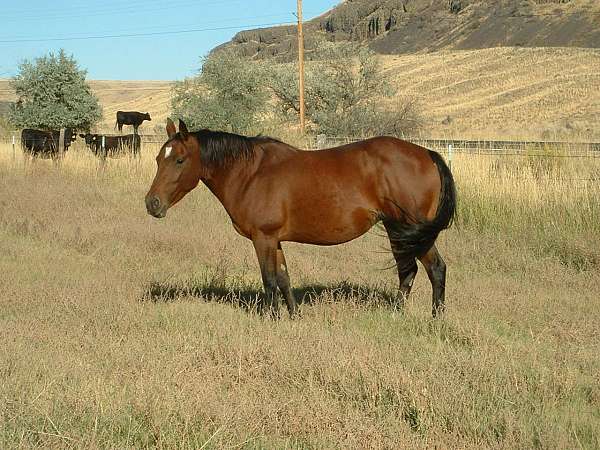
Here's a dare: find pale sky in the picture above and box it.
[0,0,340,80]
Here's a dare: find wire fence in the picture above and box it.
[307,135,600,156]
[3,132,600,154]
[310,135,600,183]
[3,131,600,177]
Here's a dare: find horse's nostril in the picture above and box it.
[146,196,161,212]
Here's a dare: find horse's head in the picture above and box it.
[145,118,202,218]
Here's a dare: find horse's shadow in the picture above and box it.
[141,279,399,312]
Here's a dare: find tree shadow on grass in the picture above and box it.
[141,279,399,313]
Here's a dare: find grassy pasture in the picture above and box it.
[0,140,599,449]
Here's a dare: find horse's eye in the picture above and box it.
[176,158,184,164]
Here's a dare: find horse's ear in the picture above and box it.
[179,119,189,139]
[166,118,176,139]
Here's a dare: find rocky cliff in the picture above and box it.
[217,0,600,60]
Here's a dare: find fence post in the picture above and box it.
[316,134,326,149]
[12,133,16,161]
[448,144,453,170]
[58,128,65,159]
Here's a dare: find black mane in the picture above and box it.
[189,129,279,168]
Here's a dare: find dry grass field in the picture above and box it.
[2,47,600,140]
[1,138,599,448]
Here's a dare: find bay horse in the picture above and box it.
[145,119,456,318]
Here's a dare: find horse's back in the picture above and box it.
[259,136,423,170]
[276,137,439,206]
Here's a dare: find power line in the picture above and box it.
[0,6,594,45]
[0,22,296,44]
[0,0,244,22]
[0,0,149,15]
[0,13,305,40]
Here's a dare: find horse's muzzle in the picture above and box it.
[145,195,167,218]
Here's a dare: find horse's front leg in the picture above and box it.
[252,234,280,318]
[276,243,297,318]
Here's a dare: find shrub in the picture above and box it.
[269,43,422,136]
[171,51,268,134]
[9,49,101,131]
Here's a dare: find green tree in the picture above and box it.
[171,51,268,134]
[270,44,422,136]
[9,49,102,131]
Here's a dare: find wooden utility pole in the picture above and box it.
[297,0,305,132]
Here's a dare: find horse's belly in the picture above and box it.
[282,206,378,245]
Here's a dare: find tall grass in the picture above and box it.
[452,150,600,269]
[0,141,598,448]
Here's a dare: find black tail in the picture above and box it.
[385,150,457,267]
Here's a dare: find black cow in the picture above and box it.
[115,111,151,134]
[79,133,141,158]
[21,128,77,159]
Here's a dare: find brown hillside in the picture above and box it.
[382,47,600,140]
[0,46,598,140]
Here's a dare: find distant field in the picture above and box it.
[1,47,599,140]
[0,141,599,447]
[382,47,600,140]
[0,79,173,134]
[89,80,172,132]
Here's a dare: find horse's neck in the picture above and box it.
[201,146,264,213]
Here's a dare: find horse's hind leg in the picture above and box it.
[276,243,297,318]
[391,256,418,307]
[397,260,418,305]
[384,223,418,307]
[418,245,447,318]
